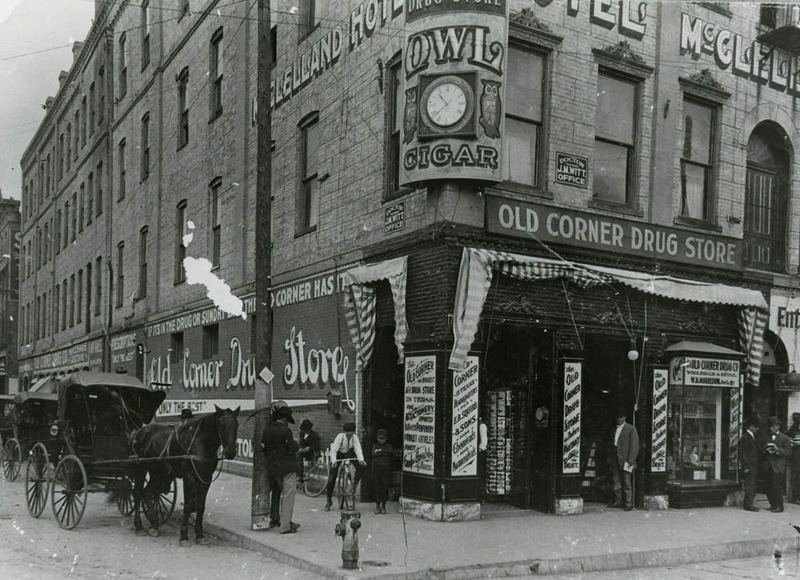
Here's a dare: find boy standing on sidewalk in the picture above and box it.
[371,429,393,514]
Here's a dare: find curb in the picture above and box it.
[199,513,800,580]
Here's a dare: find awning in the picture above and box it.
[449,248,768,385]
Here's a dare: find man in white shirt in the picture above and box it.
[324,422,367,511]
[608,406,639,511]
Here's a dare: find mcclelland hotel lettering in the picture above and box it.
[486,196,743,270]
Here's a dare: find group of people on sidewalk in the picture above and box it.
[261,402,395,534]
[739,413,800,513]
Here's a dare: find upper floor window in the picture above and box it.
[385,57,405,198]
[297,113,319,233]
[116,241,125,308]
[594,70,638,205]
[69,274,75,327]
[95,256,102,316]
[210,178,222,267]
[138,226,148,299]
[181,0,190,18]
[55,210,62,253]
[210,28,223,119]
[141,113,150,180]
[98,67,105,123]
[119,33,127,98]
[59,134,64,178]
[177,67,189,149]
[76,269,83,324]
[87,172,94,224]
[71,192,77,241]
[96,161,104,216]
[300,0,322,39]
[171,331,185,362]
[89,83,95,134]
[502,46,545,188]
[203,324,219,359]
[63,202,70,249]
[680,98,716,223]
[79,182,85,232]
[118,139,127,200]
[66,124,72,170]
[175,200,187,283]
[74,110,80,159]
[142,0,151,69]
[80,97,87,146]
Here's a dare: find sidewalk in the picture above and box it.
[190,472,800,579]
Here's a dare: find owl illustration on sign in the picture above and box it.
[403,87,418,144]
[479,80,502,139]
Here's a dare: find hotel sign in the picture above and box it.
[486,196,743,270]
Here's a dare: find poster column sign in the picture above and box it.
[729,383,742,467]
[451,356,479,476]
[562,361,582,474]
[400,0,509,185]
[403,355,436,475]
[650,368,668,473]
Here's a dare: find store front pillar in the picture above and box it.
[555,357,584,515]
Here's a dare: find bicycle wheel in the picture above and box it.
[304,455,328,497]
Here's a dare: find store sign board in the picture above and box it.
[556,153,588,188]
[451,356,479,477]
[650,368,668,473]
[400,2,509,184]
[486,196,743,270]
[403,355,436,475]
[670,356,740,388]
[562,360,582,474]
[156,397,254,418]
[385,202,406,234]
[770,288,800,369]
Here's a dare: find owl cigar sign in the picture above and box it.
[400,0,509,185]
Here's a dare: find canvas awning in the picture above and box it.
[449,248,768,385]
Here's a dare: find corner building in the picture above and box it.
[18,0,800,518]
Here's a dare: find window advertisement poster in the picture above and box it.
[562,360,582,474]
[651,368,668,473]
[451,355,479,476]
[403,355,436,475]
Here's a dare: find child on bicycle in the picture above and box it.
[297,418,321,482]
[324,422,366,511]
[371,428,393,514]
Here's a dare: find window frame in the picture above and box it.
[383,54,411,200]
[116,241,125,308]
[141,112,150,181]
[119,33,127,99]
[299,0,321,40]
[177,67,189,149]
[118,138,126,201]
[202,324,219,359]
[677,95,718,227]
[210,28,224,120]
[175,200,187,284]
[210,178,222,268]
[171,331,185,362]
[142,0,151,70]
[138,226,148,299]
[296,112,319,235]
[95,256,102,316]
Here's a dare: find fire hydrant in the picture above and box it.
[334,484,361,569]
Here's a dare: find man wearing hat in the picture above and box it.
[180,408,193,425]
[739,416,760,512]
[763,416,793,513]
[262,405,300,533]
[786,413,800,504]
[371,428,393,514]
[607,406,640,511]
[324,422,367,511]
[297,419,321,482]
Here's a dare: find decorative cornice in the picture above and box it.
[679,69,731,102]
[509,8,563,50]
[598,40,645,64]
[689,69,725,91]
[510,8,552,33]
[593,41,654,78]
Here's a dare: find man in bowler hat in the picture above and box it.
[763,416,793,513]
[262,405,300,533]
[608,406,639,511]
[739,415,760,511]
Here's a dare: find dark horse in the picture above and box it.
[129,406,239,546]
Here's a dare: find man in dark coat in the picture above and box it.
[786,412,800,504]
[739,415,760,512]
[262,406,300,533]
[763,415,793,513]
[608,406,639,511]
[297,418,321,482]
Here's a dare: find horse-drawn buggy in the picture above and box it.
[0,379,60,483]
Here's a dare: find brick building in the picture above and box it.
[18,1,800,518]
[0,195,20,395]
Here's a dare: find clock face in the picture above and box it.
[425,82,468,128]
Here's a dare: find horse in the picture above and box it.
[129,405,240,546]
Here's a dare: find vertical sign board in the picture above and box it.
[729,383,742,468]
[403,355,436,475]
[562,361,582,474]
[400,1,508,185]
[650,368,668,473]
[451,356,479,476]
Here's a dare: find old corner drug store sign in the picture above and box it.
[486,196,743,270]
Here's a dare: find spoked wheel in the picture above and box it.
[25,443,51,518]
[51,455,87,530]
[143,474,176,527]
[304,455,329,497]
[116,476,135,517]
[2,437,21,481]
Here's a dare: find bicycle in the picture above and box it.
[300,450,329,497]
[333,457,359,510]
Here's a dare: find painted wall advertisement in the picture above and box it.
[400,0,509,184]
[404,355,436,475]
[670,356,740,388]
[451,355,479,477]
[271,265,358,404]
[562,360,582,474]
[770,288,800,410]
[650,368,668,473]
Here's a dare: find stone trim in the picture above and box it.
[593,42,654,79]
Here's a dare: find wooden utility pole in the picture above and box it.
[251,0,273,530]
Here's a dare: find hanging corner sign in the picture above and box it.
[259,366,275,384]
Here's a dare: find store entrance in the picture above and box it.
[483,325,553,510]
[581,335,638,504]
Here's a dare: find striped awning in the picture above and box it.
[342,256,408,370]
[449,248,768,386]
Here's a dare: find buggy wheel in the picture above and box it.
[116,476,135,517]
[304,455,329,497]
[51,455,87,530]
[25,443,51,518]
[143,475,176,527]
[2,437,21,481]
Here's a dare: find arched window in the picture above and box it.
[744,123,791,272]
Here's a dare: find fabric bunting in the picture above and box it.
[342,256,408,370]
[449,247,769,379]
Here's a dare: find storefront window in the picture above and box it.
[668,385,737,484]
